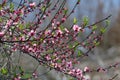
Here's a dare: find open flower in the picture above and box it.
[28,30,35,36]
[73,25,81,32]
[56,29,63,37]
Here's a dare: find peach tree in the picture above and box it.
[0,0,118,80]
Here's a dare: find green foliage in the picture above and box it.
[45,49,53,54]
[0,68,8,75]
[41,6,46,12]
[73,17,78,24]
[63,9,68,15]
[18,66,24,74]
[77,50,82,57]
[21,73,32,79]
[51,55,56,59]
[0,4,2,10]
[0,17,3,22]
[69,41,79,50]
[105,20,110,26]
[40,38,44,42]
[77,0,81,2]
[25,22,31,28]
[10,2,14,12]
[100,27,106,33]
[92,25,97,31]
[82,16,89,26]
[57,59,62,63]
[60,25,65,31]
[73,41,79,49]
[69,77,77,80]
[68,42,80,55]
[19,23,24,30]
[68,43,73,49]
[94,40,100,46]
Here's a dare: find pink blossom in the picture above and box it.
[29,2,36,7]
[28,47,33,52]
[0,31,5,37]
[43,15,46,19]
[73,25,81,32]
[64,28,69,33]
[82,75,91,80]
[45,30,51,35]
[56,30,63,37]
[45,55,51,61]
[14,76,21,80]
[97,67,106,72]
[14,10,21,15]
[28,30,35,36]
[52,22,55,27]
[32,72,38,78]
[61,17,66,23]
[56,21,60,26]
[14,78,20,80]
[66,61,73,69]
[6,20,13,27]
[68,71,73,75]
[46,13,50,16]
[84,66,90,72]
[0,10,6,16]
[33,43,37,47]
[76,69,83,75]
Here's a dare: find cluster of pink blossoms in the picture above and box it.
[0,0,115,80]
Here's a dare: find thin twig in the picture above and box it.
[109,74,118,80]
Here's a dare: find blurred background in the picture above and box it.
[1,0,120,80]
[51,0,120,80]
[68,0,120,80]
